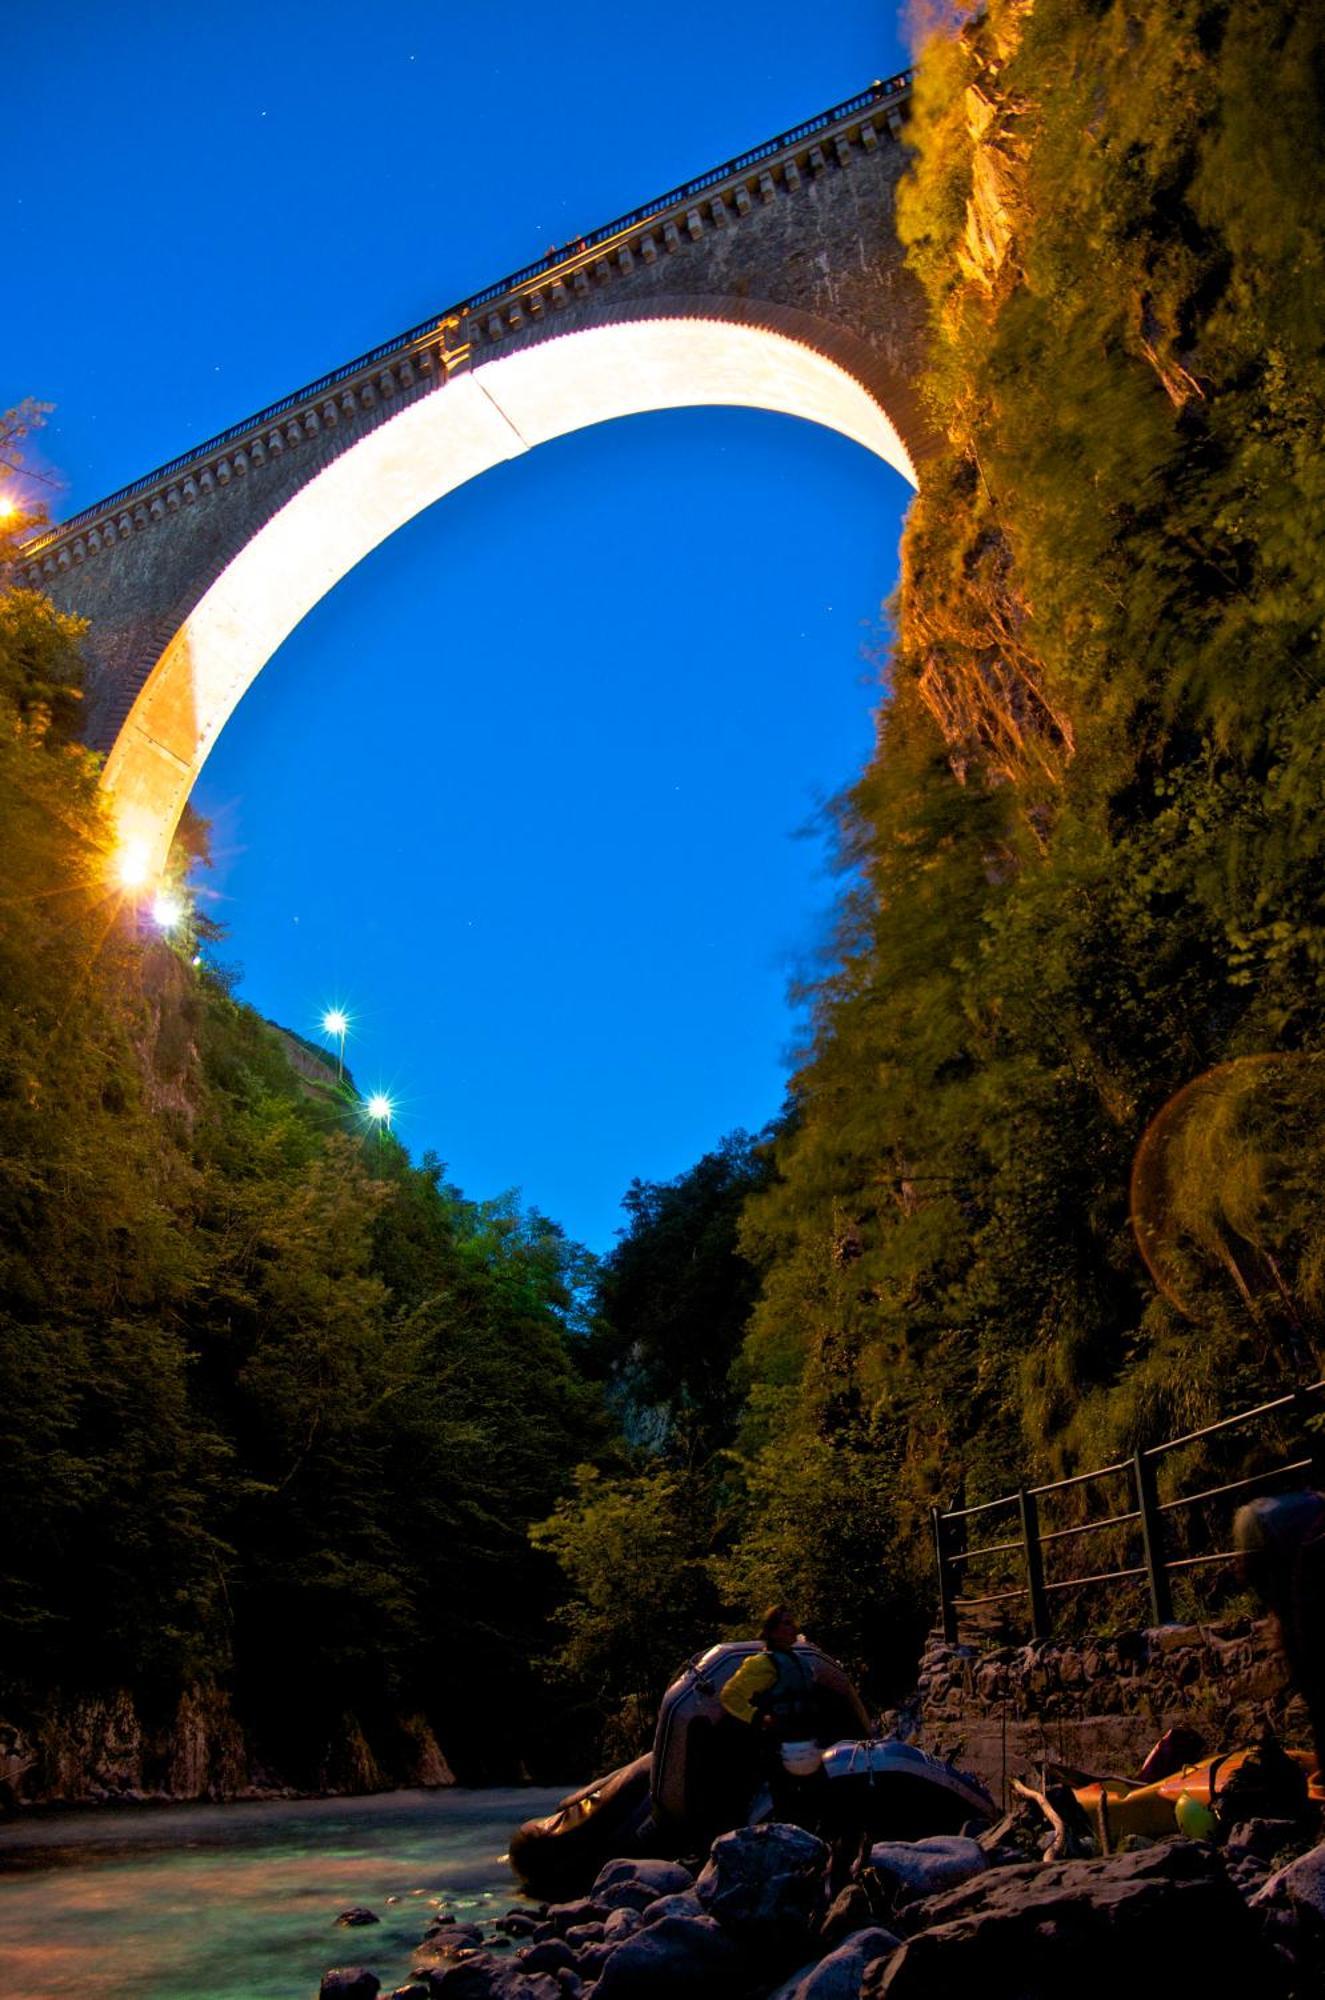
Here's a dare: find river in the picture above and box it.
[0,1786,566,1999]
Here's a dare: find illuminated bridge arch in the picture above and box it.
[26,77,929,882]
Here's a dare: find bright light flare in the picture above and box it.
[365,1092,394,1126]
[115,839,153,891]
[322,1009,349,1039]
[0,494,17,522]
[151,890,185,930]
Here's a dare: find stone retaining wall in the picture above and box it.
[912,1617,1311,1804]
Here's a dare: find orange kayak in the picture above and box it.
[1074,1747,1322,1849]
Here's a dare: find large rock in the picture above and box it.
[591,1857,694,1910]
[696,1823,830,1956]
[638,1891,704,1927]
[770,1928,900,2000]
[543,1898,607,1934]
[421,1958,561,2000]
[320,1972,380,1999]
[865,1837,987,1905]
[517,1940,579,1976]
[592,1913,741,2000]
[865,1840,1279,1998]
[1252,1839,1325,1966]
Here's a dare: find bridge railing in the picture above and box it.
[931,1378,1325,1643]
[25,71,913,554]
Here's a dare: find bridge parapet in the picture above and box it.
[21,72,913,586]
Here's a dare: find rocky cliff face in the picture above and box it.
[0,1685,455,1810]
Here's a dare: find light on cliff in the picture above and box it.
[365,1092,393,1129]
[151,890,185,930]
[115,839,153,892]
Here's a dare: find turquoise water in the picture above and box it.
[0,1786,564,1999]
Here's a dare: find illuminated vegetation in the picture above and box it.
[0,569,602,1780]
[539,0,1325,1721]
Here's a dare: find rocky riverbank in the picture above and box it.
[319,1810,1325,2000]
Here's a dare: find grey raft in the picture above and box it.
[509,1641,993,1899]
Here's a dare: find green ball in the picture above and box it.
[1174,1790,1218,1841]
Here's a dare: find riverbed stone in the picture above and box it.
[320,1971,380,1999]
[867,1839,1275,1997]
[771,1927,901,2000]
[591,1913,741,2000]
[518,1940,578,1976]
[638,1890,703,1926]
[866,1836,987,1905]
[591,1857,695,1909]
[543,1898,607,1934]
[418,1956,561,2000]
[601,1906,644,1940]
[337,1907,382,1928]
[696,1823,830,1959]
[1251,1838,1325,1965]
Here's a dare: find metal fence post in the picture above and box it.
[1294,1384,1322,1487]
[1018,1488,1051,1640]
[931,1506,959,1644]
[1134,1448,1174,1626]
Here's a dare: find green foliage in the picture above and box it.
[720,0,1325,1670]
[531,1463,722,1759]
[588,1131,774,1461]
[0,555,603,1775]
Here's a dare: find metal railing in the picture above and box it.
[932,1379,1325,1643]
[24,71,913,553]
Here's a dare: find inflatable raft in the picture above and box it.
[510,1641,995,1896]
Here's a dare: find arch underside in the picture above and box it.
[104,312,918,879]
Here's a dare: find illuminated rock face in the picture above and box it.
[27,79,926,877]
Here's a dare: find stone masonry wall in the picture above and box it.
[912,1618,1310,1805]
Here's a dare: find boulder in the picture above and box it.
[591,1857,695,1911]
[696,1823,830,1956]
[592,1913,741,2000]
[413,1949,501,1993]
[421,1921,484,1950]
[495,1914,541,1938]
[819,1884,874,1949]
[543,1898,607,1935]
[601,1907,644,1941]
[865,1840,1279,1998]
[562,1922,604,1948]
[422,1958,561,2000]
[518,1940,579,1976]
[865,1837,986,1906]
[770,1928,900,2000]
[320,1972,380,1999]
[1227,1818,1310,1864]
[1251,1839,1325,1965]
[638,1891,704,1927]
[337,1907,381,1928]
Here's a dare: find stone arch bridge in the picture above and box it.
[24,73,928,881]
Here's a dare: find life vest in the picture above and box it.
[755,1647,818,1740]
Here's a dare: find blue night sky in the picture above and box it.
[6,1,914,1251]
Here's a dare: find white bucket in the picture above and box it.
[779,1739,822,1778]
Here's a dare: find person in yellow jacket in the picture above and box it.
[720,1606,818,1740]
